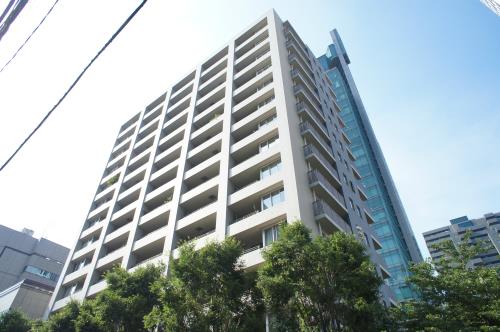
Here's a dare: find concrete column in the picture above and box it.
[215,43,235,241]
[161,68,202,271]
[121,91,171,269]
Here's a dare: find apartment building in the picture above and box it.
[318,30,423,301]
[424,213,500,268]
[48,10,396,315]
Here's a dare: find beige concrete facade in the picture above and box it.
[48,10,395,315]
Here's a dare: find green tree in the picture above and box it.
[145,237,264,331]
[0,310,31,332]
[393,232,500,331]
[77,264,164,332]
[42,300,80,332]
[257,222,387,332]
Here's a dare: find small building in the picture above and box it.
[0,225,69,318]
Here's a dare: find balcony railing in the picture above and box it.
[303,144,339,182]
[308,170,344,206]
[313,200,349,229]
[242,244,262,255]
[232,210,260,224]
[300,122,334,160]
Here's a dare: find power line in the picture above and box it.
[0,0,29,42]
[0,0,60,74]
[0,0,148,173]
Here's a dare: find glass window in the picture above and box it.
[259,136,279,152]
[263,225,280,246]
[24,265,58,281]
[260,160,282,180]
[258,113,277,129]
[261,188,285,210]
[261,194,272,210]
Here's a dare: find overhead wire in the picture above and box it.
[0,0,60,74]
[0,0,148,173]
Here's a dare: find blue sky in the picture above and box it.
[0,0,498,256]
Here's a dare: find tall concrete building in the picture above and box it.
[0,225,69,318]
[48,10,396,315]
[318,30,423,301]
[481,0,500,16]
[424,212,500,267]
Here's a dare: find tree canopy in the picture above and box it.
[144,237,264,332]
[257,222,387,332]
[0,309,31,332]
[393,232,500,331]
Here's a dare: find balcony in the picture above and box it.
[364,209,375,225]
[308,170,346,215]
[313,200,350,234]
[154,142,182,170]
[235,25,268,60]
[300,122,335,164]
[231,125,278,166]
[235,17,267,48]
[193,99,224,128]
[118,113,140,138]
[158,126,184,153]
[170,71,195,100]
[164,108,188,134]
[346,147,356,161]
[127,148,151,173]
[358,186,368,201]
[108,144,130,168]
[291,65,315,96]
[285,30,310,67]
[190,114,223,149]
[87,279,107,297]
[200,49,227,83]
[198,69,226,98]
[195,84,225,114]
[138,204,169,236]
[183,161,219,193]
[187,134,221,167]
[233,86,274,123]
[303,144,341,189]
[176,201,217,232]
[97,245,126,270]
[115,125,135,146]
[167,93,191,119]
[142,105,162,127]
[179,183,218,219]
[172,229,217,259]
[134,131,156,154]
[88,199,111,220]
[175,211,217,253]
[133,225,168,252]
[138,117,159,139]
[150,161,177,189]
[234,41,270,78]
[240,248,264,270]
[169,82,193,106]
[123,164,146,187]
[293,77,321,110]
[233,71,273,107]
[140,201,170,229]
[296,102,328,141]
[110,200,136,225]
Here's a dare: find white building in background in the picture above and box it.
[481,0,500,15]
[47,9,396,316]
